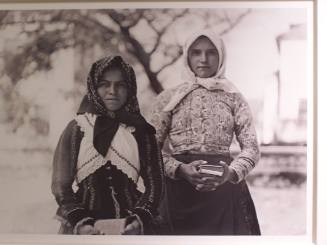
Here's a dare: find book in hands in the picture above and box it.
[94,218,126,235]
[198,164,225,176]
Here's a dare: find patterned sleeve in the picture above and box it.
[229,93,260,183]
[149,88,184,180]
[51,120,95,233]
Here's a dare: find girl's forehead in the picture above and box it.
[100,68,124,80]
[189,36,217,50]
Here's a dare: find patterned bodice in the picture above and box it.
[150,85,260,181]
[169,88,236,154]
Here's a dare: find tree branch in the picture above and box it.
[223,10,232,26]
[156,50,182,75]
[126,10,145,29]
[148,9,189,55]
[220,9,251,36]
[0,11,9,28]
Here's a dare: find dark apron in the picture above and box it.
[162,153,260,235]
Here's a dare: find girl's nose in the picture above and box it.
[200,52,208,63]
[106,84,115,94]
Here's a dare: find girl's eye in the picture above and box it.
[207,50,218,56]
[117,82,127,88]
[191,50,201,56]
[97,81,127,89]
[97,82,108,88]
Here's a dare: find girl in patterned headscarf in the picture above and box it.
[150,30,261,235]
[52,55,164,235]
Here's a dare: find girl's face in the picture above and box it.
[97,67,128,111]
[187,36,219,78]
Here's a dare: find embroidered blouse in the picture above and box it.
[150,85,260,183]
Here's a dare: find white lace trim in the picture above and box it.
[75,113,145,192]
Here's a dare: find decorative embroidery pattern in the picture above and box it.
[109,145,140,176]
[76,153,101,172]
[110,186,121,219]
[150,87,260,181]
[75,113,145,192]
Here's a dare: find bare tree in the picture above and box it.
[1,8,251,93]
[0,8,251,133]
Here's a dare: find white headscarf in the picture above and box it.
[163,29,239,112]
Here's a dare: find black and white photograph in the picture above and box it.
[0,1,314,244]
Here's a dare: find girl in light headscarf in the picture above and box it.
[150,30,261,235]
[52,55,164,235]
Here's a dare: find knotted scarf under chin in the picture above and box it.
[93,116,119,157]
[93,111,155,157]
[77,95,155,157]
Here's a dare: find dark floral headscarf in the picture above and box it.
[77,55,155,156]
[82,55,140,116]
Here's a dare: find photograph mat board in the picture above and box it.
[0,1,317,244]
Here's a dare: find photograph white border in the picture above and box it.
[316,0,326,245]
[0,1,321,244]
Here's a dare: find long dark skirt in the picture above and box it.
[161,153,260,235]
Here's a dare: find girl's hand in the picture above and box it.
[195,161,238,191]
[214,161,238,186]
[77,224,100,235]
[177,160,218,191]
[177,160,206,185]
[122,218,141,235]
